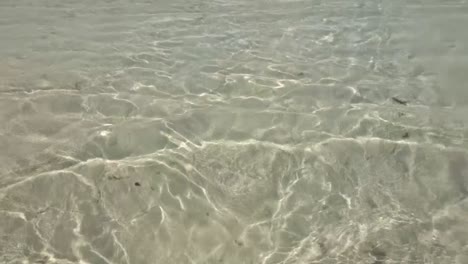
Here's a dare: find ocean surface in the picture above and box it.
[1,0,468,263]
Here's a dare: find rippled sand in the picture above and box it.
[1,0,468,263]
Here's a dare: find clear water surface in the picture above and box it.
[1,0,468,263]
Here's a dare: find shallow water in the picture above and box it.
[1,0,468,263]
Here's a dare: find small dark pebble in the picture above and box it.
[107,175,121,180]
[134,182,141,187]
[366,197,378,209]
[402,132,410,139]
[318,241,327,255]
[297,72,305,77]
[206,212,210,217]
[398,112,405,117]
[234,239,244,247]
[370,247,386,264]
[391,97,408,105]
[390,145,398,154]
[74,81,84,90]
